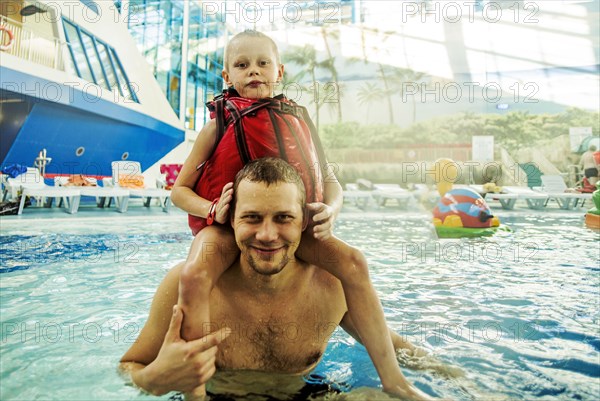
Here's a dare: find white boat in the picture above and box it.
[0,0,184,178]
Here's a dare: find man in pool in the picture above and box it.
[119,158,440,400]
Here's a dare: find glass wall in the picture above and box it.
[113,0,598,186]
[118,0,226,129]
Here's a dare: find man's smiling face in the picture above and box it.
[232,179,304,276]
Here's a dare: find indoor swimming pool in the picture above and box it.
[1,211,598,400]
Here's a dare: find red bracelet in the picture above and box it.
[206,198,219,225]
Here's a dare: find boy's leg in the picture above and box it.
[296,234,428,399]
[178,226,238,399]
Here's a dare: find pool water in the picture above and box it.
[1,211,599,400]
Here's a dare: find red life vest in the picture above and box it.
[189,89,326,235]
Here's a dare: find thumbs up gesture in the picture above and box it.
[141,305,231,395]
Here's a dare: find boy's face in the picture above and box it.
[222,36,284,100]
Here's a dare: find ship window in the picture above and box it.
[110,48,139,102]
[62,19,139,103]
[63,21,94,83]
[97,44,119,91]
[80,32,109,90]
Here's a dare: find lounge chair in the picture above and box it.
[55,176,130,213]
[537,175,592,210]
[110,161,172,212]
[469,185,519,210]
[502,186,548,210]
[371,183,414,208]
[4,168,81,215]
[343,183,372,209]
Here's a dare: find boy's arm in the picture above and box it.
[322,162,343,218]
[340,313,464,379]
[308,163,343,240]
[339,312,418,354]
[171,120,218,217]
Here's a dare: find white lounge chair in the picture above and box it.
[537,175,592,210]
[371,183,414,208]
[469,185,519,210]
[4,168,81,215]
[110,161,172,212]
[55,177,130,213]
[343,183,372,209]
[502,186,548,210]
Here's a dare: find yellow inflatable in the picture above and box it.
[434,158,459,197]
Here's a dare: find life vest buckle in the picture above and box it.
[279,102,297,116]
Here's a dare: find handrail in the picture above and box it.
[0,15,67,71]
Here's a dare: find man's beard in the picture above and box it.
[246,251,290,276]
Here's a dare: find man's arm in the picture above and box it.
[119,263,230,395]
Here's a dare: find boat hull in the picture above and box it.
[1,67,184,177]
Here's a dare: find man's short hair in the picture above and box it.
[590,145,597,152]
[231,157,306,218]
[223,29,280,70]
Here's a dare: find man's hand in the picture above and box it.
[215,182,233,224]
[306,202,335,240]
[140,306,230,395]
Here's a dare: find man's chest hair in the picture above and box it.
[215,315,330,371]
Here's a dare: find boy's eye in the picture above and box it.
[260,60,270,66]
[236,62,247,68]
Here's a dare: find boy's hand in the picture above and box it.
[306,202,335,240]
[215,182,233,224]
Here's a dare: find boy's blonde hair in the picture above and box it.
[223,30,280,70]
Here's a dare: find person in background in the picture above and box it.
[580,144,599,186]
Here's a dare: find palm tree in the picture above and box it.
[347,27,396,124]
[320,25,342,122]
[282,45,324,131]
[389,67,427,124]
[356,82,381,123]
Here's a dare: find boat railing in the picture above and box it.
[1,15,67,71]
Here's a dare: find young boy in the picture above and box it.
[172,30,433,401]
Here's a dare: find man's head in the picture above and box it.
[231,158,307,276]
[589,145,597,152]
[222,30,284,100]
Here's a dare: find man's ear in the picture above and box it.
[277,63,284,83]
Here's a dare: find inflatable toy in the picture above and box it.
[432,158,508,238]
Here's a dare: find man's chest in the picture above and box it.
[209,293,342,373]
